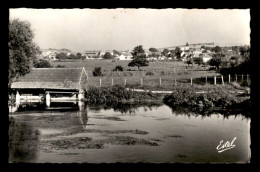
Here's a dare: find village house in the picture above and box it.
[202,53,213,63]
[41,49,59,61]
[180,46,190,51]
[117,52,133,60]
[192,49,203,58]
[11,68,88,107]
[84,51,99,59]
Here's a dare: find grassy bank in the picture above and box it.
[84,85,166,103]
[84,84,250,110]
[163,85,250,116]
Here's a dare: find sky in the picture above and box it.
[9,8,250,52]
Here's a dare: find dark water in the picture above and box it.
[8,102,250,163]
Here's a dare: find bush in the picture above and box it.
[161,71,166,75]
[34,59,52,68]
[85,85,162,103]
[146,71,154,76]
[113,65,124,71]
[163,87,236,109]
[56,64,66,68]
[93,67,102,77]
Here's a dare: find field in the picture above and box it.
[51,59,249,91]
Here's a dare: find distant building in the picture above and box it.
[193,49,203,57]
[84,51,99,58]
[117,52,133,60]
[180,46,190,51]
[202,53,212,63]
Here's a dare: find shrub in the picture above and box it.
[34,59,52,68]
[93,67,102,77]
[160,71,166,75]
[56,64,66,68]
[146,71,154,76]
[113,65,124,71]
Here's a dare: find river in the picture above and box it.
[8,102,250,163]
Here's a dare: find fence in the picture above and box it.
[87,74,251,88]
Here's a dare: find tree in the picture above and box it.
[208,53,226,71]
[75,52,83,59]
[93,67,102,76]
[186,42,189,46]
[9,19,40,87]
[113,50,121,55]
[128,45,149,70]
[193,57,204,66]
[175,47,182,60]
[56,52,68,60]
[103,52,113,59]
[67,54,75,59]
[149,47,158,52]
[185,56,193,67]
[239,46,250,63]
[162,48,169,57]
[211,46,222,53]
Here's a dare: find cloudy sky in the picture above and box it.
[9,8,250,52]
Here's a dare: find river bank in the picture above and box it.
[84,84,250,116]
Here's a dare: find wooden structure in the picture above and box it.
[11,68,88,107]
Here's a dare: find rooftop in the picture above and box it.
[11,68,87,90]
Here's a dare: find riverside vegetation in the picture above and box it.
[84,84,250,116]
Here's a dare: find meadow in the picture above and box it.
[51,59,249,91]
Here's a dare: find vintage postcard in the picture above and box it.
[8,8,251,163]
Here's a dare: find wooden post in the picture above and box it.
[214,76,216,85]
[242,74,244,82]
[175,78,177,86]
[141,78,143,86]
[112,78,113,86]
[191,77,193,86]
[235,74,237,82]
[221,75,224,85]
[247,74,249,84]
[100,79,102,87]
[228,74,231,84]
[46,92,50,107]
[16,90,20,105]
[205,76,207,85]
[124,78,127,86]
[159,78,161,85]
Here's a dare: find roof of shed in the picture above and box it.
[11,68,87,90]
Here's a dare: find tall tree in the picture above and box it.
[9,19,40,87]
[162,48,169,57]
[175,47,182,60]
[128,45,149,70]
[103,52,113,59]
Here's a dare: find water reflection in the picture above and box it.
[87,102,163,114]
[78,101,88,129]
[9,101,250,119]
[8,101,250,163]
[9,118,39,162]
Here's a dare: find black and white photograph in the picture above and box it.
[8,8,251,163]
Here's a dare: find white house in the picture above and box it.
[202,54,212,63]
[117,53,133,60]
[193,49,203,57]
[180,46,190,51]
